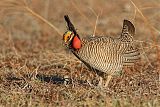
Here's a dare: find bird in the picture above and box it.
[63,15,140,88]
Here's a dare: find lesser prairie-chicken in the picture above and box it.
[63,15,140,88]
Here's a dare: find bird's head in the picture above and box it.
[63,30,81,50]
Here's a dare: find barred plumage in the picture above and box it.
[72,37,123,75]
[63,15,140,88]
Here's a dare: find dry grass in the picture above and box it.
[0,0,160,107]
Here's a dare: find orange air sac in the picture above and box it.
[72,36,81,49]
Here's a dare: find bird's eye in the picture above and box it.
[65,35,71,42]
[63,31,73,42]
[67,35,70,39]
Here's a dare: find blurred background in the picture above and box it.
[0,0,160,106]
[0,0,160,53]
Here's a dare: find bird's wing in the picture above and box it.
[74,37,122,74]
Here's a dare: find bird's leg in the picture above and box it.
[104,75,112,87]
[98,77,103,88]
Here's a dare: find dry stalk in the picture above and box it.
[93,15,99,37]
[43,0,50,19]
[24,6,62,36]
[0,0,62,36]
[70,0,103,35]
[130,0,159,33]
[8,26,21,57]
[70,0,94,27]
[88,8,102,37]
[130,0,160,59]
[139,42,153,67]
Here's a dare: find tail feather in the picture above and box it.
[123,48,140,66]
[121,20,135,42]
[120,20,140,66]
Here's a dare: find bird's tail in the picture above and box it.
[120,20,135,43]
[123,46,140,66]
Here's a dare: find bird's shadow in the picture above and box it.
[6,74,96,86]
[36,74,72,84]
[35,74,96,86]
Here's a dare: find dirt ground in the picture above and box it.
[0,0,160,107]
